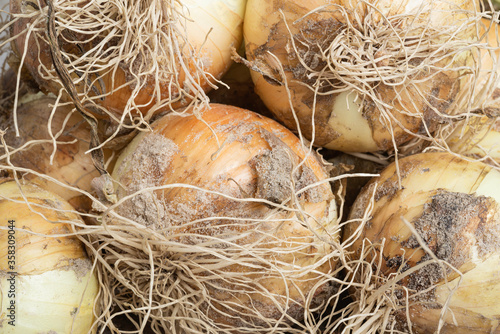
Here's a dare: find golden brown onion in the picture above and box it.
[345,152,500,333]
[244,0,482,152]
[10,0,246,120]
[111,103,339,332]
[0,178,98,333]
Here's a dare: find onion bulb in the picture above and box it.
[110,103,339,332]
[244,0,482,152]
[344,152,500,333]
[0,92,109,212]
[0,178,98,334]
[444,19,500,166]
[10,0,246,120]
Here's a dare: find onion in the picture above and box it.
[0,178,98,334]
[344,151,500,333]
[442,19,500,165]
[10,0,246,121]
[108,103,339,332]
[0,92,110,212]
[244,0,482,152]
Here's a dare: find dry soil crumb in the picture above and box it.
[251,146,294,204]
[117,133,180,228]
[64,258,93,281]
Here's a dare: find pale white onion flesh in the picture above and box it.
[111,103,339,332]
[0,178,99,334]
[9,0,247,119]
[244,0,482,152]
[345,152,500,333]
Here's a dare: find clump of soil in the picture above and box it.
[115,133,180,229]
[65,258,93,281]
[396,190,500,292]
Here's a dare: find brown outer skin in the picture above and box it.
[10,0,243,119]
[112,103,338,331]
[0,95,109,212]
[244,0,479,152]
[0,178,87,275]
[344,152,500,333]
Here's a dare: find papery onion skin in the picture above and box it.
[112,103,338,331]
[0,178,98,334]
[10,0,246,119]
[0,93,108,212]
[344,152,500,333]
[244,0,480,152]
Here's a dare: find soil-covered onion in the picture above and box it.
[344,152,500,333]
[0,178,98,334]
[244,0,482,152]
[10,0,246,121]
[0,92,109,212]
[109,103,339,333]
